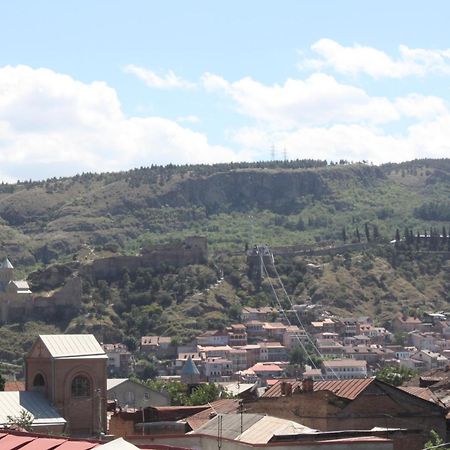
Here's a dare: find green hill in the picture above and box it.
[0,158,449,366]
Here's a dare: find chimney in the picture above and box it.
[303,377,314,392]
[285,382,292,396]
[280,381,287,396]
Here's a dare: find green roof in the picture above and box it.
[181,355,200,376]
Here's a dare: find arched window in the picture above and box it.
[32,373,45,393]
[33,373,45,387]
[71,375,91,397]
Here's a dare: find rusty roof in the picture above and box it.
[262,377,375,400]
[399,386,438,403]
[186,399,241,430]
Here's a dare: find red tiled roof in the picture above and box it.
[262,377,375,400]
[4,381,25,391]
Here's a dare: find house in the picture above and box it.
[409,331,438,351]
[227,324,247,346]
[245,320,266,341]
[102,343,133,377]
[283,325,309,350]
[248,362,284,380]
[196,329,229,346]
[259,341,287,362]
[140,335,174,357]
[228,348,247,372]
[25,334,108,436]
[262,322,287,342]
[316,339,344,357]
[309,318,335,333]
[321,359,367,379]
[409,350,448,371]
[204,357,233,381]
[107,378,170,408]
[392,316,424,333]
[247,377,446,450]
[241,306,278,322]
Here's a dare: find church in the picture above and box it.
[25,334,108,436]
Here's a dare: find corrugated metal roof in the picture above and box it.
[186,399,241,430]
[1,257,14,269]
[101,438,140,449]
[399,386,437,403]
[262,377,375,400]
[191,413,315,444]
[106,378,128,390]
[0,434,35,449]
[19,437,68,449]
[0,392,67,426]
[39,335,107,359]
[53,441,99,449]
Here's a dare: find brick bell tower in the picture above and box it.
[25,334,108,436]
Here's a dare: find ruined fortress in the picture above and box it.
[0,257,82,323]
[89,235,208,280]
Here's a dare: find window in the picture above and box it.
[33,373,45,387]
[71,375,91,397]
[32,373,45,392]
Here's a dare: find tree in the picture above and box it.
[355,227,361,243]
[424,429,444,449]
[364,223,370,242]
[375,366,415,386]
[7,410,34,431]
[187,383,225,405]
[342,227,347,243]
[289,346,307,368]
[0,374,5,391]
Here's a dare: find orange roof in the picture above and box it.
[262,377,375,400]
[250,363,283,372]
[4,381,25,391]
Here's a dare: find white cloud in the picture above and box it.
[123,64,196,89]
[0,65,246,181]
[231,121,450,165]
[300,39,450,78]
[176,115,200,124]
[202,72,447,129]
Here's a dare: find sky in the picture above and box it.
[1,1,450,181]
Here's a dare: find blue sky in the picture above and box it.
[0,1,450,181]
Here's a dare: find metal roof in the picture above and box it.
[0,432,146,449]
[1,257,14,269]
[101,438,140,449]
[39,335,107,359]
[262,377,375,400]
[191,413,315,444]
[18,437,68,449]
[181,355,200,375]
[0,391,67,427]
[106,378,128,390]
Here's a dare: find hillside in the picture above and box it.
[0,158,449,268]
[0,158,449,366]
